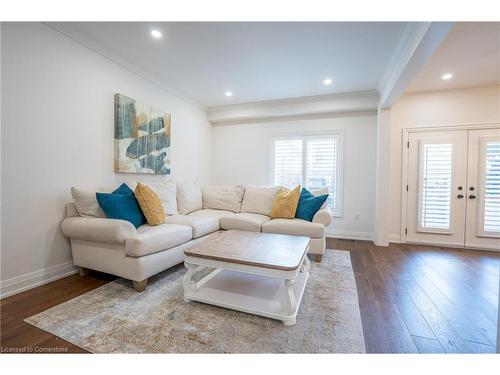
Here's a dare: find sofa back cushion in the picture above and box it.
[141,180,178,215]
[312,187,329,208]
[177,182,203,214]
[240,186,280,216]
[202,185,244,213]
[71,187,106,218]
[71,182,137,218]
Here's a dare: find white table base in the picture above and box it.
[183,255,310,326]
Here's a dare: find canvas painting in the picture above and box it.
[114,93,171,174]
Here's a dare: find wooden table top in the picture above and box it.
[184,230,310,271]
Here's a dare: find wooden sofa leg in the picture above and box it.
[77,266,90,277]
[310,254,323,263]
[133,279,148,293]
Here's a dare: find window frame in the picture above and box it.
[267,130,344,217]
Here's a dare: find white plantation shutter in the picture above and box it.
[483,141,500,233]
[419,143,453,230]
[306,137,337,211]
[273,139,303,187]
[271,133,342,216]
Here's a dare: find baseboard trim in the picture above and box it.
[326,230,374,241]
[389,234,402,243]
[0,261,77,299]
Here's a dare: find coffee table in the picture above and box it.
[183,230,310,326]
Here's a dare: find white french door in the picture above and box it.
[406,130,468,247]
[465,129,500,249]
[405,127,500,251]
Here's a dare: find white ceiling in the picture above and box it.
[55,22,408,107]
[407,22,500,93]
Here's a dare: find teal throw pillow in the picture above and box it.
[96,183,146,228]
[295,187,329,222]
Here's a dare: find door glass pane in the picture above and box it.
[273,139,303,187]
[419,143,453,230]
[484,141,500,233]
[305,137,336,210]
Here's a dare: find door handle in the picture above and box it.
[457,194,464,199]
[469,194,476,199]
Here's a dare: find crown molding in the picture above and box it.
[44,22,207,111]
[208,89,379,113]
[212,109,377,127]
[207,90,379,125]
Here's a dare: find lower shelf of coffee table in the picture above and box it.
[184,269,309,325]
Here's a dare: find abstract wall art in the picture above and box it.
[114,93,171,174]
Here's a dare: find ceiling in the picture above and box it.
[55,22,408,107]
[407,22,500,93]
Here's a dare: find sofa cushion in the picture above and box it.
[202,185,244,213]
[135,183,165,226]
[164,215,219,239]
[262,218,325,238]
[312,187,329,208]
[188,209,236,221]
[126,224,192,257]
[240,186,279,216]
[177,182,202,214]
[220,213,271,232]
[142,180,178,215]
[270,185,301,219]
[71,187,106,218]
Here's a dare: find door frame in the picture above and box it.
[400,122,500,249]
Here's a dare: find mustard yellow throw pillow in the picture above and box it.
[135,182,165,225]
[270,185,301,219]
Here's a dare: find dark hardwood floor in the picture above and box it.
[1,240,499,353]
[328,239,499,353]
[0,272,116,353]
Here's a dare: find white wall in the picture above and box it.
[212,115,377,239]
[389,85,500,241]
[0,23,212,296]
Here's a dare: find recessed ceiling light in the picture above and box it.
[441,73,453,81]
[151,30,162,39]
[225,91,233,97]
[324,78,333,85]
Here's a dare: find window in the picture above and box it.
[483,141,500,233]
[418,142,453,231]
[270,132,343,216]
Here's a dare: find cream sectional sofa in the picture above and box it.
[62,182,332,292]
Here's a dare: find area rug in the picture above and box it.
[25,249,365,353]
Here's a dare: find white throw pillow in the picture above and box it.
[202,185,244,213]
[240,186,280,216]
[71,187,105,218]
[177,182,203,214]
[143,181,178,216]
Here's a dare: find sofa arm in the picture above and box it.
[312,206,332,227]
[61,217,137,245]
